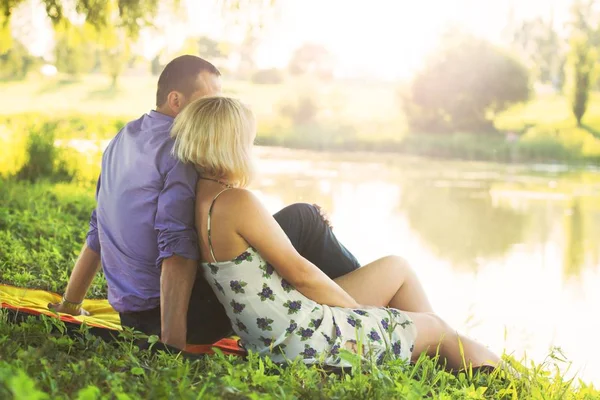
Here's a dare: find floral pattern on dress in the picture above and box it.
[368,328,383,344]
[208,263,219,275]
[257,317,274,332]
[214,280,225,295]
[283,300,302,314]
[230,299,246,314]
[235,319,249,334]
[309,318,322,329]
[285,320,298,335]
[281,278,294,293]
[200,192,416,368]
[234,251,253,265]
[259,262,275,278]
[347,315,363,328]
[230,280,247,294]
[259,336,274,347]
[257,283,275,301]
[296,327,314,341]
[201,246,416,368]
[301,344,318,359]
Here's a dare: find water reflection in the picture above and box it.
[564,199,585,277]
[400,183,527,271]
[253,148,600,385]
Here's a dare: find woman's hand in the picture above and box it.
[48,301,90,316]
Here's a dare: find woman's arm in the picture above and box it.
[233,190,360,309]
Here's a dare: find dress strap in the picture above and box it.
[207,187,232,263]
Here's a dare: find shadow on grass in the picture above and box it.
[581,124,600,140]
[85,85,121,101]
[36,78,80,94]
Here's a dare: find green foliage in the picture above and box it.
[16,125,60,182]
[509,17,566,88]
[0,41,38,81]
[288,43,334,80]
[53,21,96,77]
[0,288,597,398]
[197,36,225,59]
[0,180,104,296]
[251,68,284,84]
[401,183,527,269]
[0,114,126,184]
[97,28,131,88]
[567,1,599,126]
[279,93,319,125]
[0,147,599,398]
[401,31,530,134]
[0,0,163,37]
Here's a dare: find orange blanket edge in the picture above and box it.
[1,284,246,356]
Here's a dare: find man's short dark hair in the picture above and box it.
[156,55,221,107]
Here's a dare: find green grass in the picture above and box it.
[2,75,600,164]
[0,75,399,124]
[1,178,599,398]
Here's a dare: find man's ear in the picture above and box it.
[166,91,185,114]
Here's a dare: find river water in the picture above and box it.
[252,147,600,385]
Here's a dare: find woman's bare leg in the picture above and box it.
[407,311,500,370]
[334,255,434,312]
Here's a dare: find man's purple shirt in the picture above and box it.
[86,110,199,312]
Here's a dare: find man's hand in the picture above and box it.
[48,301,90,316]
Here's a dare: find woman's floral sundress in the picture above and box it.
[200,188,418,366]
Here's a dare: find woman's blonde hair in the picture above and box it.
[171,96,256,188]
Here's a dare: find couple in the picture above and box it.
[51,55,500,369]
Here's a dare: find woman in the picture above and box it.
[171,96,501,369]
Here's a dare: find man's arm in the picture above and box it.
[160,255,197,349]
[49,243,101,315]
[154,159,199,350]
[49,176,103,315]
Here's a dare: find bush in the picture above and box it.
[0,41,39,82]
[0,114,126,184]
[251,68,284,84]
[516,125,600,162]
[279,94,319,125]
[16,126,62,182]
[401,31,530,134]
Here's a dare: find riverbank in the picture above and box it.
[2,76,600,168]
[1,177,597,398]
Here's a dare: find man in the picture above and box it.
[50,55,361,350]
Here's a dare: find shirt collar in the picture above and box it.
[149,110,174,121]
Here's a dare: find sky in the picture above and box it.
[186,0,572,79]
[14,0,573,80]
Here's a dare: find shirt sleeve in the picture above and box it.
[85,175,101,254]
[154,160,199,267]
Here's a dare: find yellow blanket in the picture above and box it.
[0,283,122,330]
[0,283,245,355]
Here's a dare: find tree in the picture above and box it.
[288,43,334,80]
[53,20,95,77]
[197,36,224,58]
[98,28,131,88]
[0,0,162,37]
[509,16,566,89]
[567,0,599,126]
[0,39,37,81]
[400,31,530,134]
[568,35,596,126]
[400,182,526,270]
